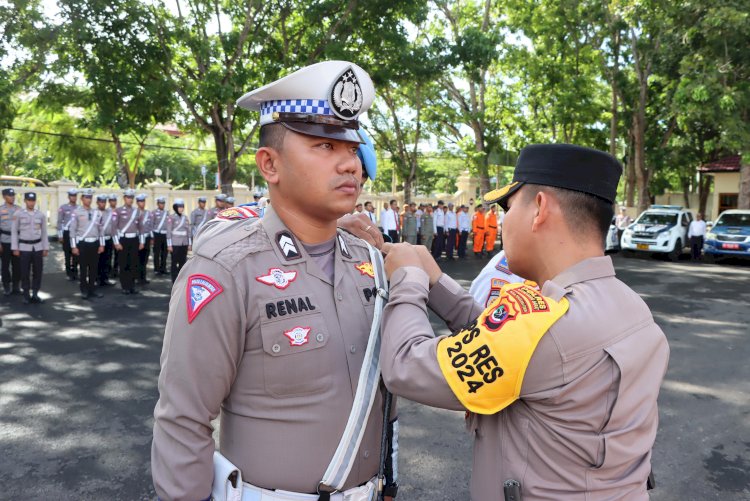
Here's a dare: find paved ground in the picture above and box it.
[1,247,749,500]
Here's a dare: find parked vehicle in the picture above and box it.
[605,216,620,252]
[620,205,693,261]
[703,210,750,262]
[0,175,47,187]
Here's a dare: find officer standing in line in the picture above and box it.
[472,204,486,257]
[69,188,104,299]
[225,196,235,208]
[190,196,208,239]
[1,188,21,295]
[419,204,435,252]
[204,193,227,223]
[11,192,48,304]
[113,189,143,295]
[136,193,153,285]
[152,196,169,276]
[108,193,119,278]
[484,204,498,256]
[57,188,79,281]
[379,144,670,500]
[457,204,471,258]
[152,61,398,501]
[401,202,417,244]
[166,198,191,283]
[96,194,116,287]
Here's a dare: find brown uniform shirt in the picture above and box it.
[152,206,390,499]
[381,256,669,500]
[69,205,104,247]
[112,205,142,245]
[11,209,49,252]
[166,213,191,247]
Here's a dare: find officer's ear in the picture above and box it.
[256,147,280,185]
[530,190,551,232]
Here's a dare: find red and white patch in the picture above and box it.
[216,206,259,220]
[186,274,224,324]
[283,326,311,346]
[256,268,297,290]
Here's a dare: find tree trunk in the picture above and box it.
[625,133,636,207]
[633,101,649,212]
[681,177,691,208]
[739,160,750,210]
[403,175,413,204]
[111,132,132,188]
[698,174,712,215]
[610,85,618,157]
[212,125,236,195]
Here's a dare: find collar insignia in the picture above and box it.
[329,67,363,119]
[276,231,301,260]
[186,274,224,324]
[283,326,311,347]
[338,234,351,259]
[256,268,298,290]
[355,261,375,278]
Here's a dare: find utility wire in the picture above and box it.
[2,126,217,153]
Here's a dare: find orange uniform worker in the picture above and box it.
[472,205,486,255]
[484,205,498,253]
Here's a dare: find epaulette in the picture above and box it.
[336,228,371,252]
[194,217,272,270]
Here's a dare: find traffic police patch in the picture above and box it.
[217,206,259,220]
[355,261,375,278]
[276,231,301,260]
[329,67,363,119]
[283,326,311,347]
[186,274,224,324]
[256,268,298,290]
[436,283,569,415]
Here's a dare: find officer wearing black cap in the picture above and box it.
[1,187,21,295]
[11,192,49,304]
[380,143,669,500]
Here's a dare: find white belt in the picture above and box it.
[172,230,187,236]
[79,237,99,243]
[241,479,376,501]
[122,232,137,238]
[104,236,112,240]
[154,230,167,234]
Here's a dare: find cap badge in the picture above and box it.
[186,274,224,324]
[329,67,363,119]
[256,268,297,290]
[283,326,311,347]
[355,261,374,278]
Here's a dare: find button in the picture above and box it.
[350,345,356,353]
[337,293,343,301]
[316,333,325,343]
[363,450,370,459]
[272,344,281,353]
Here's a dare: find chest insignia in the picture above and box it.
[355,261,374,278]
[256,268,298,290]
[283,326,311,347]
[337,234,351,258]
[186,274,224,324]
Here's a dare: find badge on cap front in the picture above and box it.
[329,67,363,119]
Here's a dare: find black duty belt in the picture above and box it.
[19,238,42,244]
[0,229,9,235]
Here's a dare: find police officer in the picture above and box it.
[205,193,227,223]
[69,188,104,299]
[419,204,435,251]
[190,196,208,239]
[152,196,169,275]
[225,196,235,208]
[96,194,116,286]
[379,144,669,500]
[107,194,119,278]
[401,203,417,244]
[11,192,48,304]
[152,61,398,501]
[113,189,143,295]
[57,188,79,280]
[166,198,191,283]
[136,193,153,285]
[0,188,21,295]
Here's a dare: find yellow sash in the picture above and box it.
[436,283,569,414]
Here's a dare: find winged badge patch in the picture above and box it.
[283,326,311,347]
[256,268,298,290]
[355,262,375,278]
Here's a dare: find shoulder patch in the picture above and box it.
[436,283,569,415]
[186,274,224,323]
[217,206,259,220]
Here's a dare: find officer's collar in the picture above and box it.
[544,256,615,300]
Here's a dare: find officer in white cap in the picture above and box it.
[1,187,22,295]
[152,196,169,275]
[204,193,227,226]
[136,193,153,285]
[57,188,79,280]
[95,193,116,287]
[166,198,191,282]
[114,188,143,294]
[190,196,208,239]
[225,196,235,208]
[153,61,398,501]
[69,189,104,299]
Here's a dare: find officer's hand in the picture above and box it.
[115,244,123,251]
[412,245,443,288]
[168,246,173,253]
[139,243,145,250]
[42,250,48,257]
[383,243,422,279]
[97,246,104,254]
[72,247,79,256]
[13,250,20,257]
[337,213,384,249]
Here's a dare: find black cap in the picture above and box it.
[24,192,36,201]
[2,188,15,197]
[484,144,622,209]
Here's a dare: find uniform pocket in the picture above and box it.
[259,312,333,398]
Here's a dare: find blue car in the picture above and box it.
[704,210,750,261]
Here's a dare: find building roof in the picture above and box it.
[698,155,742,173]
